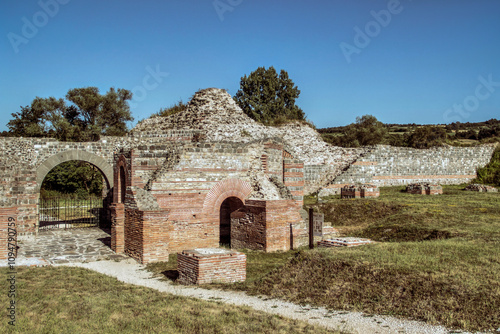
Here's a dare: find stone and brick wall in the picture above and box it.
[1,87,497,263]
[319,144,497,196]
[230,199,302,252]
[109,138,305,263]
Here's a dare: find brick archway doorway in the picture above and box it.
[219,197,244,246]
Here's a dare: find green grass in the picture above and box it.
[149,185,500,332]
[0,266,337,334]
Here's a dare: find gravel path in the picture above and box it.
[59,259,474,334]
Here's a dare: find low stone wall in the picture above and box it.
[318,144,496,196]
[177,248,246,285]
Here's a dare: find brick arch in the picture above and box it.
[36,150,113,190]
[202,178,253,215]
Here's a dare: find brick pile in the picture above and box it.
[464,184,498,192]
[177,248,246,285]
[406,183,443,195]
[341,184,380,198]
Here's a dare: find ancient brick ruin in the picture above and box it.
[464,184,498,192]
[0,88,497,262]
[340,184,380,198]
[405,183,443,195]
[110,136,305,263]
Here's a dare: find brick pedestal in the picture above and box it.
[177,248,246,285]
[406,183,443,195]
[341,184,380,198]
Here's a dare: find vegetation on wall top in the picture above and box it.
[233,66,306,126]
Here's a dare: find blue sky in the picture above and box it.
[1,0,499,132]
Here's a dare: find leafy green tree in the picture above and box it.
[351,115,388,146]
[322,115,388,147]
[7,87,133,141]
[41,161,103,198]
[234,66,305,125]
[407,126,448,148]
[475,147,500,186]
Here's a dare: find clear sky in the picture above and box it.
[1,0,499,132]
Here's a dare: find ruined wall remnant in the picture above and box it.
[464,184,498,192]
[341,184,380,198]
[319,144,497,197]
[0,87,497,262]
[405,183,443,195]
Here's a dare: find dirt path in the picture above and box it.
[59,259,469,334]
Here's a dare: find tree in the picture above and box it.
[350,115,388,146]
[234,66,305,125]
[407,126,448,148]
[323,115,388,147]
[7,87,133,141]
[41,161,103,199]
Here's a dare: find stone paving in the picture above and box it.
[16,227,128,265]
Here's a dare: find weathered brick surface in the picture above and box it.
[177,248,246,285]
[230,199,302,252]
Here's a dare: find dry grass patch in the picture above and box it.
[0,266,337,334]
[148,185,499,332]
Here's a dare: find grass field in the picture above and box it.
[0,266,336,334]
[148,185,500,332]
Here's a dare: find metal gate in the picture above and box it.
[39,197,104,230]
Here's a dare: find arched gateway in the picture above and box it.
[36,150,114,190]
